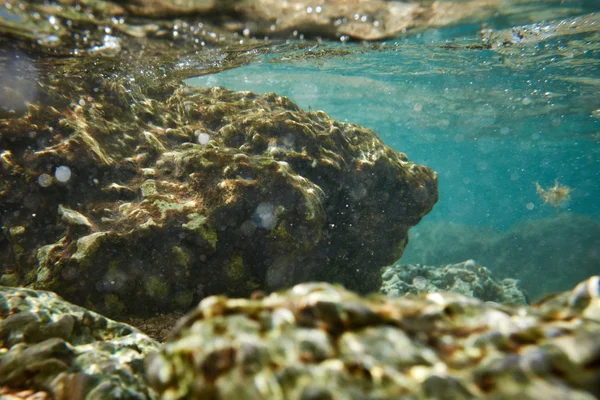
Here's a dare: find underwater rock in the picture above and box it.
[1,86,436,315]
[147,276,600,399]
[400,213,600,300]
[0,285,159,399]
[380,259,528,305]
[0,0,437,316]
[228,0,505,41]
[0,0,565,44]
[481,13,600,49]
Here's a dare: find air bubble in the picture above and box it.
[195,131,211,144]
[413,276,427,290]
[54,165,72,183]
[253,202,277,230]
[38,173,53,187]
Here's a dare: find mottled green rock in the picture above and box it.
[0,273,18,287]
[147,276,600,400]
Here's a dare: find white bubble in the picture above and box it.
[195,131,211,145]
[54,165,72,182]
[521,97,532,105]
[38,173,53,187]
[253,202,277,230]
[413,276,427,290]
[88,35,121,57]
[0,51,38,115]
[526,202,535,210]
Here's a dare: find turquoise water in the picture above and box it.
[189,30,600,229]
[188,10,600,296]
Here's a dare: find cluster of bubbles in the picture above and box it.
[37,165,72,187]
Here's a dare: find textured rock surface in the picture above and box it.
[380,260,528,305]
[0,0,438,317]
[147,276,600,400]
[1,84,437,316]
[0,285,159,399]
[226,0,503,41]
[1,0,583,45]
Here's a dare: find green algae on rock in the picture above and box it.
[1,84,437,316]
[0,0,437,317]
[147,276,600,400]
[0,285,159,399]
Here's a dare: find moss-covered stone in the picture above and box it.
[104,293,127,315]
[171,246,191,269]
[71,232,108,269]
[147,277,600,400]
[0,273,18,287]
[145,276,170,300]
[225,253,246,281]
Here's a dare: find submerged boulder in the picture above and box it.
[0,0,437,317]
[1,84,437,316]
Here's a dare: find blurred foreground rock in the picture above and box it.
[1,277,598,399]
[0,286,158,399]
[148,276,600,399]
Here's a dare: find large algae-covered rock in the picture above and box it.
[147,276,600,399]
[1,82,437,316]
[0,1,437,317]
[0,285,159,399]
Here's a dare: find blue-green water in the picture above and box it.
[188,21,600,231]
[188,10,600,297]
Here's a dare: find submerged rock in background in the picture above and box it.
[0,285,158,399]
[400,213,600,300]
[380,259,528,305]
[148,277,600,400]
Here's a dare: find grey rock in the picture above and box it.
[380,259,528,305]
[0,286,159,399]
